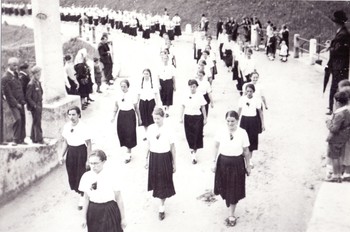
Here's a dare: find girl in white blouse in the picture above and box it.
[61,106,92,210]
[111,79,141,163]
[212,110,251,227]
[80,149,126,231]
[196,70,214,116]
[137,69,159,140]
[238,84,265,155]
[179,79,207,164]
[145,107,176,220]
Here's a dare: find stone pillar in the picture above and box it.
[32,0,66,103]
[309,38,317,65]
[293,34,300,59]
[31,0,80,139]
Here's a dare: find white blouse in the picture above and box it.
[215,127,250,156]
[158,64,176,81]
[182,91,206,115]
[138,78,159,101]
[196,78,212,95]
[79,168,121,203]
[147,122,175,153]
[238,95,262,117]
[62,121,91,146]
[116,90,137,111]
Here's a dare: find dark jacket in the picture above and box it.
[19,71,30,96]
[98,42,113,64]
[327,26,350,71]
[26,79,43,111]
[1,70,26,108]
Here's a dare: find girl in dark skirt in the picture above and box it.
[179,79,207,164]
[238,84,265,153]
[137,69,159,140]
[212,110,251,227]
[112,79,141,163]
[158,52,176,117]
[145,107,176,220]
[79,149,126,231]
[61,106,92,210]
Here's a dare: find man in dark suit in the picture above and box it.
[1,57,27,145]
[19,62,30,96]
[327,10,350,115]
[98,35,114,85]
[26,66,44,144]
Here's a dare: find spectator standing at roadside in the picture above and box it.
[18,63,30,97]
[98,35,114,85]
[64,54,79,95]
[1,57,26,145]
[26,66,44,144]
[326,10,350,115]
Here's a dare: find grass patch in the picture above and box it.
[1,24,98,73]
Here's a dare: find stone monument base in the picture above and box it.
[0,95,81,205]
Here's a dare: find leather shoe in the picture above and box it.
[158,212,165,220]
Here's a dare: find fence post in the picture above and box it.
[309,38,317,65]
[92,25,96,44]
[293,34,300,58]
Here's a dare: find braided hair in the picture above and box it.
[141,68,153,89]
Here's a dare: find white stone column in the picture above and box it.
[32,0,66,103]
[309,38,317,65]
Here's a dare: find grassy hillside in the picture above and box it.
[6,0,350,43]
[1,24,98,73]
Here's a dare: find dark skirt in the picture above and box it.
[66,144,87,193]
[184,114,204,150]
[224,50,233,67]
[142,29,150,39]
[117,109,137,149]
[240,115,259,151]
[159,79,174,106]
[214,154,246,207]
[174,25,182,36]
[203,93,210,116]
[139,99,155,127]
[148,151,176,199]
[87,201,123,232]
[168,29,174,41]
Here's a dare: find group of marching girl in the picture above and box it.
[59,24,267,232]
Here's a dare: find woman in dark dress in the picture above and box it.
[61,106,92,210]
[145,107,176,220]
[74,48,94,110]
[212,110,251,227]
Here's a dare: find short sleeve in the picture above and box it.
[254,97,262,109]
[78,172,89,193]
[199,94,206,106]
[241,129,250,148]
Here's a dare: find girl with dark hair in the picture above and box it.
[137,69,159,140]
[61,106,92,210]
[158,52,176,117]
[145,107,176,220]
[238,84,265,159]
[179,79,207,164]
[212,110,251,227]
[80,150,126,231]
[112,79,141,164]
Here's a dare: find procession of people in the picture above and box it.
[1,2,350,231]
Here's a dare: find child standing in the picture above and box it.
[93,57,102,93]
[279,40,288,62]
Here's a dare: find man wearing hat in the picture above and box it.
[326,10,350,115]
[26,66,44,144]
